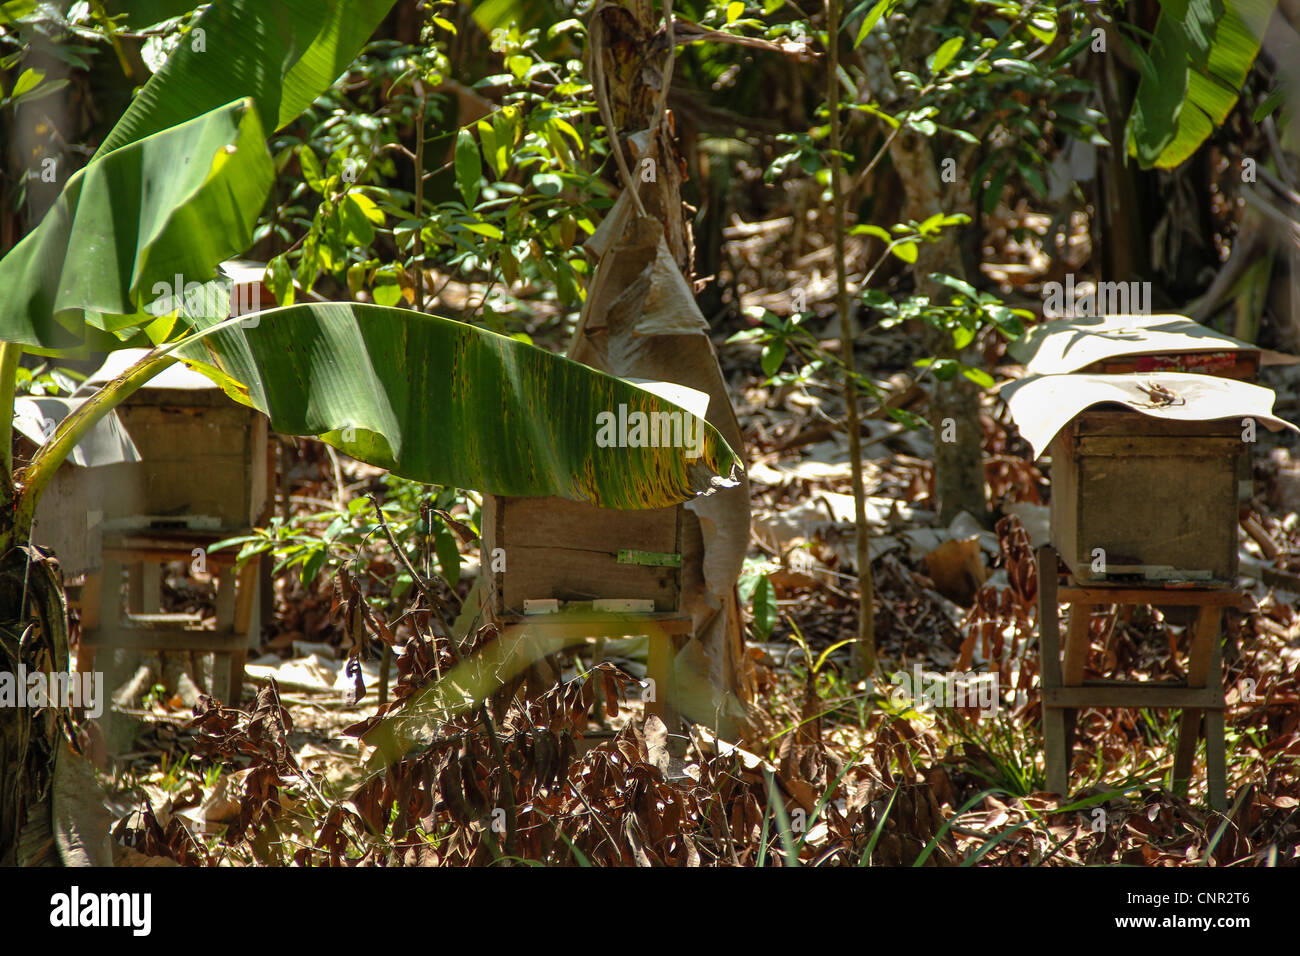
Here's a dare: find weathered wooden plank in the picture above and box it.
[1059,587,1245,606]
[1044,686,1223,708]
[497,546,679,613]
[1077,436,1239,457]
[1204,635,1227,810]
[1062,605,1091,686]
[500,612,694,639]
[1072,410,1242,438]
[495,496,679,553]
[124,612,205,627]
[1089,353,1258,380]
[80,628,248,652]
[1038,546,1069,796]
[1172,604,1224,797]
[101,547,239,567]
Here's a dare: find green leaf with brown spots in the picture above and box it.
[175,302,742,508]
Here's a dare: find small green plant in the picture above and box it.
[737,556,778,641]
[262,12,607,337]
[142,682,169,710]
[939,709,1045,797]
[865,272,1033,388]
[158,752,199,792]
[726,220,1027,429]
[212,474,473,610]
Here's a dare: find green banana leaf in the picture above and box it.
[0,0,399,352]
[95,0,397,159]
[1127,0,1277,169]
[0,99,273,351]
[172,303,742,508]
[0,0,37,25]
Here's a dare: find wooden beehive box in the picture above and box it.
[1049,410,1243,585]
[30,381,269,576]
[101,386,267,529]
[481,495,682,616]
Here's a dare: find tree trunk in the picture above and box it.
[888,127,989,526]
[569,0,756,739]
[879,0,988,526]
[0,536,70,865]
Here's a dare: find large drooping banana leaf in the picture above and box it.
[0,99,272,351]
[1127,0,1277,169]
[172,303,742,508]
[95,0,397,159]
[0,0,398,352]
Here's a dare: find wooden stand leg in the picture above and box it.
[1204,637,1227,811]
[127,562,143,614]
[211,566,237,703]
[229,561,258,705]
[100,559,122,626]
[126,561,161,614]
[1061,603,1092,756]
[93,559,121,741]
[1037,546,1068,796]
[646,634,669,725]
[226,650,247,707]
[138,562,162,614]
[76,571,102,677]
[210,654,232,703]
[1172,605,1221,798]
[1171,713,1201,798]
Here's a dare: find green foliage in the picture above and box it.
[213,474,464,602]
[1124,0,1276,169]
[1,1,735,552]
[831,1,1108,210]
[0,99,273,350]
[0,0,402,353]
[865,271,1033,387]
[11,361,81,396]
[726,214,1023,411]
[0,1,38,25]
[260,17,604,332]
[738,557,779,640]
[0,63,66,107]
[938,711,1045,797]
[94,0,398,158]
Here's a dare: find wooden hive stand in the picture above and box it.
[481,495,693,729]
[1037,544,1235,810]
[78,530,262,705]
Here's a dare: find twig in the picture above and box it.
[464,279,498,323]
[828,0,876,673]
[848,3,1032,198]
[651,0,675,134]
[1257,161,1300,208]
[414,79,428,313]
[325,444,347,511]
[367,494,452,638]
[590,10,648,217]
[364,494,518,856]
